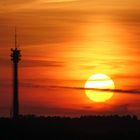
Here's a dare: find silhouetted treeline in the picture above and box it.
[0,115,140,140]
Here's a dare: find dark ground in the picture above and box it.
[0,115,140,140]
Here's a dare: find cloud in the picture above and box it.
[81,0,140,9]
[0,58,10,66]
[49,86,140,94]
[21,102,131,117]
[0,7,87,47]
[43,0,78,3]
[0,0,139,48]
[113,74,140,80]
[81,62,121,71]
[82,104,130,115]
[0,57,64,68]
[21,59,64,68]
[0,0,35,5]
[18,81,140,95]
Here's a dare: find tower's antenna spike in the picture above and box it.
[15,27,17,49]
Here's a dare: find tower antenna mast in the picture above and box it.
[15,27,17,48]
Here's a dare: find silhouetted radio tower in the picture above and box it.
[11,28,21,118]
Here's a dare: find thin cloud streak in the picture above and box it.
[49,86,140,94]
[43,0,78,3]
[0,58,64,68]
[19,82,140,94]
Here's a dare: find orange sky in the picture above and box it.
[0,0,140,117]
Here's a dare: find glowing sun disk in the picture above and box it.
[85,74,115,102]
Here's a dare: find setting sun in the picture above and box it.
[85,74,115,102]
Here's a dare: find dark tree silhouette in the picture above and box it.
[0,115,140,140]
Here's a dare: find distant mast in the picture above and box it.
[11,28,21,118]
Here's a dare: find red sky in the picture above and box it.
[0,0,140,117]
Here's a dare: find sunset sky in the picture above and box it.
[0,0,140,117]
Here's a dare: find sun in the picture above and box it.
[84,74,115,102]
